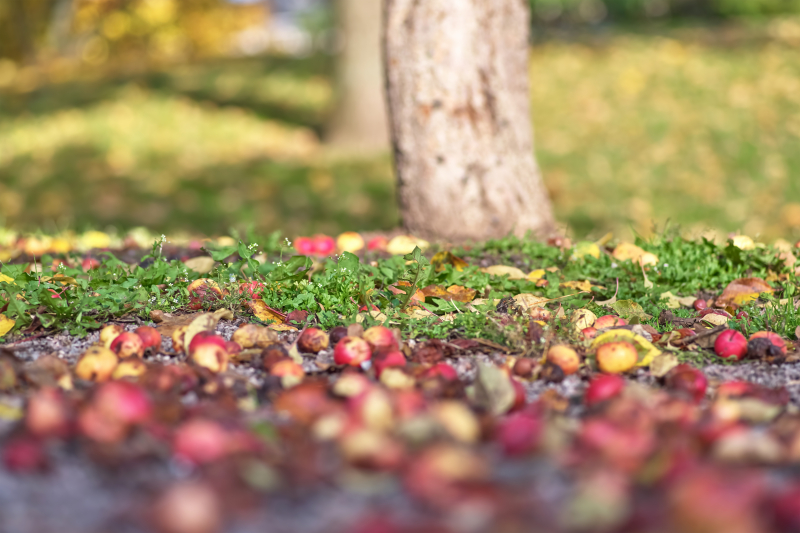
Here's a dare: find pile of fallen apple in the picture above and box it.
[3,297,800,533]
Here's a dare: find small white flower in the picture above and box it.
[229,274,236,283]
[611,262,618,268]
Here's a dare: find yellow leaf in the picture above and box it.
[527,269,546,281]
[716,277,773,307]
[560,280,593,292]
[571,241,601,260]
[246,300,285,324]
[0,273,15,285]
[268,323,298,332]
[431,251,469,272]
[612,242,659,266]
[481,265,526,280]
[0,315,15,337]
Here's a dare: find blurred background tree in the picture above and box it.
[1,0,800,242]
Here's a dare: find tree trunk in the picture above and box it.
[384,0,555,242]
[326,0,389,151]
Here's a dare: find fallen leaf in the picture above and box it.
[247,300,286,324]
[183,313,222,352]
[431,251,468,272]
[472,364,516,416]
[560,280,594,292]
[0,273,15,285]
[527,269,546,281]
[610,300,652,321]
[512,294,548,311]
[183,256,216,274]
[612,242,659,266]
[446,285,476,303]
[268,323,298,332]
[421,285,449,299]
[0,315,15,337]
[481,265,526,280]
[659,291,697,309]
[702,313,728,326]
[649,352,680,378]
[571,241,601,260]
[402,306,435,320]
[716,278,774,307]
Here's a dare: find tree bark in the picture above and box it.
[384,0,555,242]
[326,0,389,151]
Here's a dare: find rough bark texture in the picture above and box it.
[326,0,389,151]
[384,0,555,242]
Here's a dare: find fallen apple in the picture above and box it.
[546,345,581,375]
[109,331,145,359]
[596,341,638,373]
[585,374,626,407]
[714,329,747,360]
[297,328,329,354]
[75,346,119,382]
[334,336,372,366]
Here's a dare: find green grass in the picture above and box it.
[2,232,795,350]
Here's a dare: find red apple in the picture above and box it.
[297,328,329,353]
[334,337,372,366]
[665,364,708,403]
[585,374,625,407]
[362,326,399,350]
[373,350,407,377]
[95,381,153,425]
[110,331,145,359]
[135,326,162,352]
[2,436,47,473]
[187,332,226,355]
[714,329,747,360]
[25,387,70,439]
[594,315,628,329]
[173,419,230,465]
[749,331,787,354]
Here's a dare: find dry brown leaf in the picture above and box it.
[446,285,476,303]
[716,277,774,307]
[421,285,449,298]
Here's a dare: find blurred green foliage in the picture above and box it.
[529,0,800,25]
